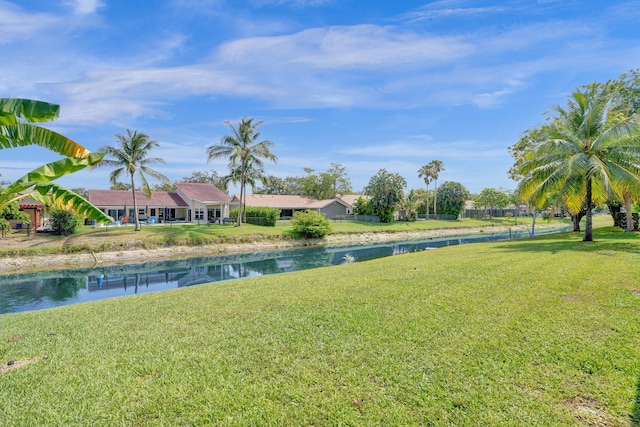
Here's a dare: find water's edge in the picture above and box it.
[0,227,569,315]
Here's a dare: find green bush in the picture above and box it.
[290,210,332,238]
[50,208,81,235]
[229,206,281,226]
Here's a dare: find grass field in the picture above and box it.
[1,225,639,425]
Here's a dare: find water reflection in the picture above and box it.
[0,227,568,315]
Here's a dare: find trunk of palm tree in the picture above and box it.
[625,193,635,232]
[425,183,430,220]
[531,209,536,237]
[237,167,245,227]
[433,180,438,217]
[131,173,140,231]
[583,176,593,242]
[571,214,581,232]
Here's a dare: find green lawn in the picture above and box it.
[1,226,639,425]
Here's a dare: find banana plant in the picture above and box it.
[0,98,112,223]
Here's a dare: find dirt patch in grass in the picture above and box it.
[564,396,613,426]
[0,356,45,373]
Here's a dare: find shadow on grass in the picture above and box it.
[632,378,640,426]
[492,226,640,255]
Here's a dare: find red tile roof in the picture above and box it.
[175,182,230,203]
[87,190,188,207]
[18,196,46,208]
[232,194,349,209]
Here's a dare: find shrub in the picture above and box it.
[290,210,332,238]
[229,206,281,226]
[50,208,81,236]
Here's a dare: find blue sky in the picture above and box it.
[2,0,639,195]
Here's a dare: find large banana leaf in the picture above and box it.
[0,123,91,158]
[0,152,111,223]
[0,98,59,125]
[2,152,105,196]
[21,184,112,223]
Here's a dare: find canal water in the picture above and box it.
[0,227,568,315]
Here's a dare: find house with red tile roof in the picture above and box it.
[87,182,230,224]
[230,194,353,218]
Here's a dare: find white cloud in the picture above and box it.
[216,25,473,70]
[0,1,57,42]
[65,0,104,15]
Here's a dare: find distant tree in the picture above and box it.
[323,163,352,197]
[110,181,132,191]
[401,189,420,221]
[70,187,88,198]
[182,170,228,192]
[299,167,325,199]
[352,196,375,216]
[437,181,469,217]
[207,117,277,227]
[474,188,510,219]
[94,129,170,231]
[255,175,289,194]
[417,164,434,218]
[414,188,428,214]
[363,169,407,223]
[298,163,352,199]
[0,200,30,234]
[428,160,445,215]
[151,182,177,192]
[0,173,11,188]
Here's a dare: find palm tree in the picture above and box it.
[207,117,277,226]
[95,129,169,231]
[222,159,266,223]
[516,83,640,241]
[428,160,445,216]
[402,189,421,221]
[417,164,433,219]
[0,98,110,223]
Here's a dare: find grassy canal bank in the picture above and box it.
[1,216,579,274]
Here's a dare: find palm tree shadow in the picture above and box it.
[491,227,639,255]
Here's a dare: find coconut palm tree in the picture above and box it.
[428,160,445,216]
[95,129,169,231]
[0,98,110,223]
[417,164,433,219]
[516,83,640,241]
[207,117,277,226]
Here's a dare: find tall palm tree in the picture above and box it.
[516,83,640,241]
[417,164,433,219]
[0,98,110,223]
[207,117,277,226]
[428,160,445,216]
[95,129,169,231]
